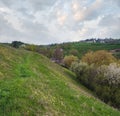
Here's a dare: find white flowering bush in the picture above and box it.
[96,63,120,108]
[71,61,120,108]
[104,63,120,85]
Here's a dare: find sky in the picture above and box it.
[0,0,120,45]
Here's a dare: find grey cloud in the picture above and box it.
[0,14,27,43]
[0,0,16,6]
[84,0,104,20]
[22,20,47,32]
[99,15,120,27]
[0,14,23,38]
[0,0,57,19]
[0,14,52,44]
[0,0,56,9]
[98,14,120,38]
[117,0,120,6]
[17,8,35,20]
[109,0,120,7]
[0,0,26,10]
[26,0,56,11]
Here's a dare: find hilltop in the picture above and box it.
[0,44,120,115]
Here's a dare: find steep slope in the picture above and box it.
[0,45,120,116]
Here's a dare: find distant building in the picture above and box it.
[80,38,120,44]
[96,39,105,43]
[20,44,26,48]
[85,39,96,43]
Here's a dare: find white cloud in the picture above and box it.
[0,0,120,44]
[72,0,104,21]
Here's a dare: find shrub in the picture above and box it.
[11,41,24,48]
[63,55,78,68]
[104,63,120,85]
[71,61,120,109]
[96,63,120,108]
[97,63,120,85]
[71,62,87,75]
[71,62,96,89]
[25,44,37,52]
[82,50,116,66]
[69,49,79,56]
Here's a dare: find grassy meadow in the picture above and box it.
[0,44,120,115]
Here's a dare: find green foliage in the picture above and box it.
[71,62,88,77]
[69,49,79,56]
[11,41,24,48]
[71,62,96,89]
[24,43,120,61]
[63,55,78,68]
[47,42,120,58]
[25,44,37,52]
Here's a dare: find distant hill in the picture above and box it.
[0,44,119,115]
[2,39,120,59]
[46,42,120,58]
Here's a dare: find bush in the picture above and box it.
[104,63,120,85]
[69,49,79,56]
[11,41,24,48]
[71,61,120,109]
[97,63,120,85]
[63,55,78,68]
[25,44,37,52]
[71,62,87,76]
[96,63,120,108]
[71,62,96,89]
[82,50,116,66]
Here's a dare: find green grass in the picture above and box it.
[0,44,120,116]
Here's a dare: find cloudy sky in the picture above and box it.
[0,0,120,45]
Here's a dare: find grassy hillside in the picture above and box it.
[0,45,120,116]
